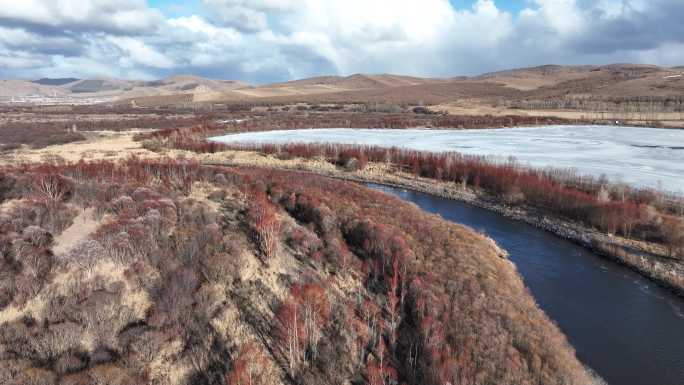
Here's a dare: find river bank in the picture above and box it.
[201,151,684,296]
[369,183,684,385]
[358,172,684,297]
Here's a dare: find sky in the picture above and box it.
[0,0,682,83]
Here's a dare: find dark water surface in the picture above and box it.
[368,183,684,385]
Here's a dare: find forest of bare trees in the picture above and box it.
[505,96,684,120]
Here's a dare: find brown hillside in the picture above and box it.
[0,158,600,385]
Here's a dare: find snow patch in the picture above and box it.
[211,125,684,193]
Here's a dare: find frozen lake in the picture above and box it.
[211,125,684,192]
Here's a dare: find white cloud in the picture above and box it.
[167,15,241,41]
[249,0,459,75]
[106,36,175,69]
[0,51,47,69]
[0,0,683,81]
[202,0,297,31]
[0,0,164,34]
[0,26,76,52]
[289,0,455,43]
[522,0,586,36]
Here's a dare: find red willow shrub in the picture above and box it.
[135,113,578,144]
[271,187,357,271]
[247,191,282,259]
[32,174,73,206]
[236,167,596,385]
[5,157,202,193]
[182,140,680,244]
[274,282,331,376]
[365,339,398,385]
[225,342,271,385]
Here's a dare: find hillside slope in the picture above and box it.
[0,80,70,98]
[0,159,600,385]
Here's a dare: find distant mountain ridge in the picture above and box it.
[31,78,80,86]
[2,63,683,105]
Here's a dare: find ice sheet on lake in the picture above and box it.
[210,125,684,193]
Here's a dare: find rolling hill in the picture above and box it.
[170,64,684,106]
[2,64,682,109]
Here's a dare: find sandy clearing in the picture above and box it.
[52,207,99,256]
[1,132,157,165]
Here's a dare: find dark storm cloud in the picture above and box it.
[274,44,340,80]
[1,34,84,58]
[567,0,684,54]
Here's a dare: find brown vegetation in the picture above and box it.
[136,112,580,151]
[161,134,683,253]
[0,157,600,384]
[0,115,207,150]
[130,64,684,128]
[3,64,683,128]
